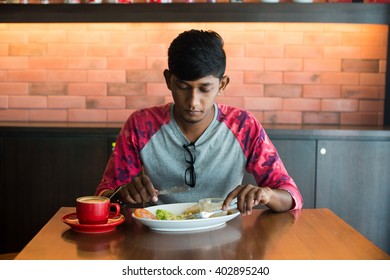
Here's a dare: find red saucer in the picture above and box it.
[61,213,125,234]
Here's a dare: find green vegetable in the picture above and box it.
[156,209,183,220]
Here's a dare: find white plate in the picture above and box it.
[132,203,240,232]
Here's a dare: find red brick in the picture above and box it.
[48,96,86,109]
[342,59,379,73]
[265,58,302,71]
[0,96,8,109]
[303,85,341,99]
[283,98,321,111]
[360,73,385,86]
[9,43,47,56]
[0,109,29,122]
[0,83,28,95]
[108,30,145,44]
[86,96,126,109]
[246,44,284,58]
[107,83,145,96]
[304,59,341,72]
[265,85,302,98]
[0,57,28,69]
[321,73,359,85]
[224,44,245,57]
[29,82,67,96]
[126,69,164,83]
[284,72,321,84]
[68,57,107,69]
[340,112,379,126]
[0,44,8,56]
[228,57,264,71]
[8,70,47,82]
[285,45,323,58]
[304,32,342,45]
[342,86,380,99]
[243,97,282,111]
[128,43,166,56]
[303,112,340,125]
[68,109,107,122]
[342,32,383,46]
[226,31,264,44]
[225,84,263,97]
[226,71,244,84]
[264,111,302,125]
[126,96,166,109]
[324,46,361,59]
[215,96,244,108]
[29,109,67,122]
[244,71,283,84]
[321,99,358,112]
[146,57,167,71]
[9,96,47,109]
[359,100,384,112]
[108,57,146,70]
[360,46,387,60]
[68,83,107,96]
[87,44,127,57]
[146,83,171,97]
[29,57,67,69]
[47,44,87,56]
[67,31,106,44]
[28,30,67,43]
[265,31,303,45]
[88,70,125,83]
[48,70,87,82]
[0,31,27,43]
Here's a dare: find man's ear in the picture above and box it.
[219,75,230,93]
[163,69,172,90]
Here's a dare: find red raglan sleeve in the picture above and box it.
[246,123,303,210]
[219,104,303,210]
[95,114,143,196]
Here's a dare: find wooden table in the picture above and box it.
[15,207,389,260]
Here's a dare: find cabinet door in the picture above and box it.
[316,140,390,254]
[0,136,109,254]
[242,140,316,208]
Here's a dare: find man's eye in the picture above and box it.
[200,87,212,93]
[176,84,189,90]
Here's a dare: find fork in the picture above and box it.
[185,203,237,219]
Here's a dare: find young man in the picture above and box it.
[96,29,303,214]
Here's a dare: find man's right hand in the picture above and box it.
[116,175,158,204]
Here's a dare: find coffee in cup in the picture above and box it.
[76,196,120,225]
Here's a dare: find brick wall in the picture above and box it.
[0,22,387,125]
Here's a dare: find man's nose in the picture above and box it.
[188,90,200,107]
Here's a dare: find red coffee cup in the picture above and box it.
[76,196,120,225]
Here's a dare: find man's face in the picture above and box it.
[164,70,229,126]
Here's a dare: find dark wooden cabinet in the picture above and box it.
[0,130,115,253]
[316,139,390,255]
[272,139,316,209]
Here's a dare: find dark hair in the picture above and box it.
[167,29,226,81]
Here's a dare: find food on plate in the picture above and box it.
[134,201,235,221]
[156,209,183,220]
[133,208,157,220]
[183,203,201,215]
